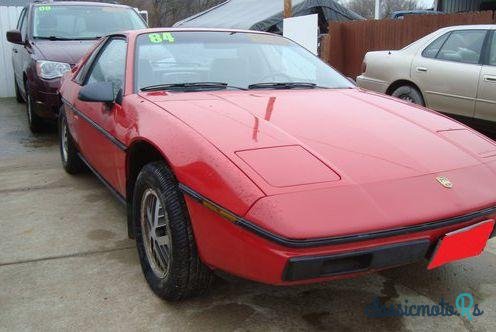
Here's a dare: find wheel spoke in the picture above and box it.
[146,204,154,230]
[154,239,170,269]
[153,197,161,228]
[155,226,170,247]
[140,189,172,279]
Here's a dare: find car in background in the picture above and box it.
[6,1,147,133]
[357,25,496,134]
[58,28,496,301]
[390,9,443,20]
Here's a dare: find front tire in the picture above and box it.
[133,162,213,301]
[391,85,425,106]
[59,108,84,174]
[25,83,44,133]
[14,80,24,104]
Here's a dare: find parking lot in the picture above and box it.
[1,97,496,331]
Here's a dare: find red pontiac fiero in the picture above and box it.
[58,29,496,301]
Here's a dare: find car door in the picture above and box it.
[73,37,128,193]
[12,7,27,92]
[411,29,488,118]
[475,30,496,122]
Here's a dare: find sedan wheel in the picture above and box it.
[140,188,173,279]
[133,162,213,301]
[58,108,84,174]
[391,85,425,106]
[25,84,44,133]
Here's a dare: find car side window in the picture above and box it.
[489,32,496,66]
[422,33,449,58]
[74,39,107,85]
[85,38,127,95]
[436,30,487,64]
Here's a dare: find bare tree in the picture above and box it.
[343,0,422,19]
[121,0,224,27]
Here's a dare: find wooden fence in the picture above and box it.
[323,11,496,79]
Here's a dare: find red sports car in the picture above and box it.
[58,28,496,301]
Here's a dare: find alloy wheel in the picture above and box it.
[61,119,69,162]
[140,189,173,279]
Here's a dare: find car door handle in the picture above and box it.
[12,48,18,53]
[416,67,428,72]
[483,75,496,83]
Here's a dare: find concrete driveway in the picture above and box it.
[0,97,495,331]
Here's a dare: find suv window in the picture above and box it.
[86,38,127,95]
[422,32,449,58]
[436,30,487,64]
[489,32,496,66]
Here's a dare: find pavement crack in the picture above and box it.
[0,183,72,195]
[0,246,135,267]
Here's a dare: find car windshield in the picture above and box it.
[32,5,146,40]
[135,31,354,91]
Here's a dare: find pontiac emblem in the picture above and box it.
[436,176,453,189]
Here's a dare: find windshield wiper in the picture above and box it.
[248,82,319,90]
[140,82,246,92]
[34,36,74,41]
[34,36,100,41]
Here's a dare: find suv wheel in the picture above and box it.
[133,162,213,301]
[14,80,24,104]
[391,85,425,106]
[59,109,84,174]
[25,83,44,133]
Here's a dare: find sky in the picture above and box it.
[418,0,435,8]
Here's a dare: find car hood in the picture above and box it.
[142,88,496,238]
[33,39,97,65]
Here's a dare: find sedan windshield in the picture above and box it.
[135,31,354,91]
[33,5,146,40]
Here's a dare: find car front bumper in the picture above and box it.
[29,77,62,120]
[184,191,496,285]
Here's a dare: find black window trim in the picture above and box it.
[74,37,109,85]
[16,7,26,30]
[421,31,451,59]
[421,29,489,66]
[482,30,496,67]
[81,35,128,98]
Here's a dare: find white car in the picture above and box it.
[357,25,496,127]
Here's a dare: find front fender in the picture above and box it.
[123,96,265,216]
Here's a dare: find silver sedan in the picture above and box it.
[357,25,496,124]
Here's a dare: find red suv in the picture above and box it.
[6,1,146,132]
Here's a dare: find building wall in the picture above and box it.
[437,0,483,13]
[0,6,23,98]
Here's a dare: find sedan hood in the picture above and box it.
[33,39,96,64]
[142,88,496,238]
[144,88,492,186]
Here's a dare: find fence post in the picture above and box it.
[327,22,344,73]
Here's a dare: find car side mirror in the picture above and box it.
[78,82,115,103]
[6,30,23,45]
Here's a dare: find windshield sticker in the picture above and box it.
[38,5,52,12]
[148,33,175,44]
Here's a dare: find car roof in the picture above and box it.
[438,24,496,31]
[393,10,442,15]
[116,27,279,38]
[31,1,133,9]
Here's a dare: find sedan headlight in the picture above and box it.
[36,60,71,80]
